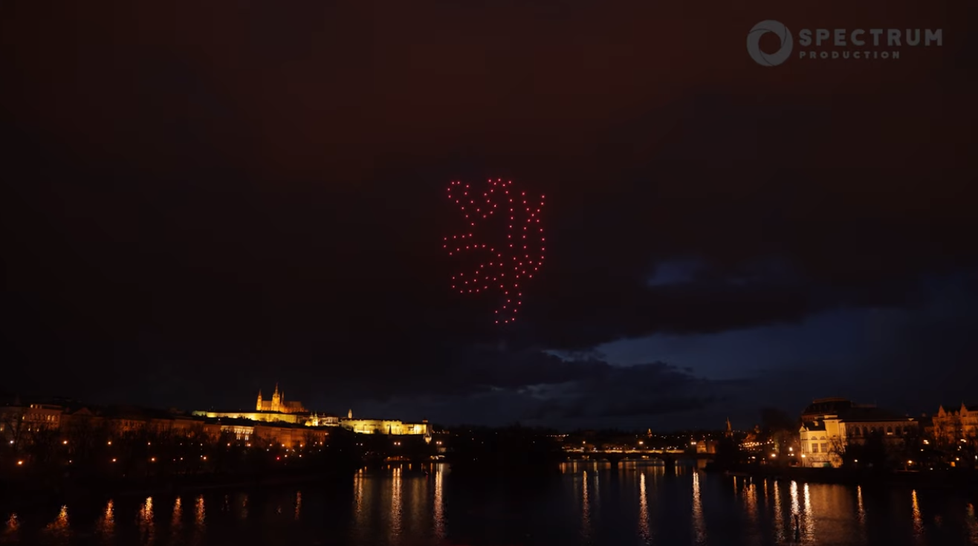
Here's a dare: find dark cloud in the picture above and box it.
[357,359,734,429]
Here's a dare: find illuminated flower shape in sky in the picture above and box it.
[444,179,546,324]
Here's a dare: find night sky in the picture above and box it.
[2,1,976,431]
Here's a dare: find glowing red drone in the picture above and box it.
[444,179,546,324]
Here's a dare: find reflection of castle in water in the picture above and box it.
[192,384,429,436]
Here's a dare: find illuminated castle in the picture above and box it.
[194,386,427,436]
[256,384,307,414]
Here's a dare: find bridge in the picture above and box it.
[562,447,709,469]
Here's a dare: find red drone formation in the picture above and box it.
[444,179,546,324]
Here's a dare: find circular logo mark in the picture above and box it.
[747,20,793,67]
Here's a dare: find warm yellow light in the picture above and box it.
[112,458,117,463]
[151,457,156,462]
[908,460,913,465]
[801,454,806,458]
[923,439,930,445]
[107,441,112,445]
[63,440,68,445]
[16,460,23,466]
[638,441,644,445]
[788,447,793,452]
[770,453,777,458]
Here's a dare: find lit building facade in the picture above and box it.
[931,403,978,446]
[194,388,428,436]
[340,418,428,435]
[800,397,916,468]
[0,403,63,436]
[192,410,306,425]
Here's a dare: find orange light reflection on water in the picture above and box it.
[390,466,403,545]
[692,471,706,543]
[638,472,651,543]
[434,466,446,540]
[581,470,591,541]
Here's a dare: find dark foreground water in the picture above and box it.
[3,461,978,546]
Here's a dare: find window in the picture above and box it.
[821,443,828,453]
[813,444,820,453]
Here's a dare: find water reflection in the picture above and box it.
[171,496,183,539]
[790,480,800,517]
[593,469,600,509]
[238,493,248,520]
[638,472,651,544]
[390,466,403,544]
[911,489,924,538]
[967,503,978,544]
[581,470,591,541]
[96,499,115,540]
[139,497,155,546]
[692,471,705,544]
[7,467,978,546]
[773,481,785,541]
[433,466,446,540]
[744,479,758,528]
[189,495,205,546]
[43,504,69,540]
[803,482,814,541]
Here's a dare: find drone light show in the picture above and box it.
[444,178,546,324]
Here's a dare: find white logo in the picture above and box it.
[747,20,794,67]
[747,20,943,66]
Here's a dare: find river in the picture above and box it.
[2,461,978,545]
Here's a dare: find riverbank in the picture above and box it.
[718,464,978,491]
